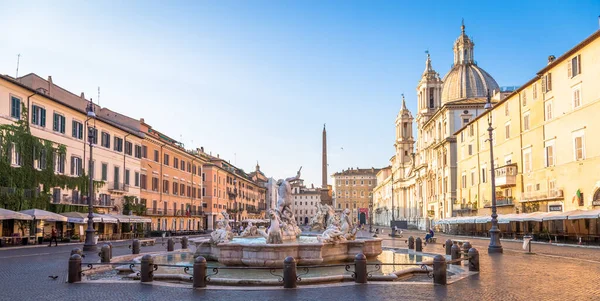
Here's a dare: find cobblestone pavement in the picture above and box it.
[1,234,599,301]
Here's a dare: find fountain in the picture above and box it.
[193,169,382,267]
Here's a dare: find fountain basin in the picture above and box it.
[194,237,383,267]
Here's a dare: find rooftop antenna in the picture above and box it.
[15,54,20,79]
[97,87,100,106]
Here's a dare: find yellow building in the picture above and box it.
[332,167,380,225]
[456,30,600,217]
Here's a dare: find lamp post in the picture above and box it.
[391,172,396,236]
[83,99,97,252]
[485,90,503,254]
[368,192,373,233]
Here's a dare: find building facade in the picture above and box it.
[373,23,509,229]
[202,156,267,230]
[332,167,379,225]
[0,73,144,215]
[292,180,321,225]
[456,29,600,217]
[139,120,207,232]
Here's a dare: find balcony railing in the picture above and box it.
[107,182,129,192]
[484,197,514,207]
[495,164,517,187]
[144,208,204,217]
[521,189,564,202]
[453,203,477,212]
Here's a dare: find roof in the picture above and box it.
[333,167,382,176]
[441,64,499,104]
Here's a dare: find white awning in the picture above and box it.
[565,209,600,220]
[60,212,102,223]
[475,216,492,224]
[498,214,519,224]
[19,209,68,222]
[0,208,34,221]
[96,214,118,224]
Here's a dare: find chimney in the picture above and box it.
[217,154,220,158]
[80,92,85,99]
[140,118,145,123]
[547,55,556,64]
[201,146,204,152]
[47,76,53,96]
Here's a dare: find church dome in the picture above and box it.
[441,22,499,103]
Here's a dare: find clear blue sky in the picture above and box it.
[1,1,598,185]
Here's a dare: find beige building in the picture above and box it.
[332,167,379,225]
[0,74,144,212]
[292,179,321,225]
[456,29,600,216]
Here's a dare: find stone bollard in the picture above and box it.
[354,253,368,284]
[450,243,461,265]
[283,256,297,289]
[468,248,480,272]
[193,256,207,288]
[107,242,113,259]
[445,239,452,255]
[68,254,82,283]
[132,239,140,254]
[181,236,188,249]
[432,255,447,285]
[415,237,423,252]
[99,244,110,263]
[141,254,154,283]
[167,238,174,252]
[462,242,472,259]
[70,248,84,258]
[408,236,415,249]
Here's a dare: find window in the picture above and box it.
[187,163,191,173]
[164,153,170,166]
[37,149,47,170]
[573,86,581,109]
[505,123,510,139]
[463,118,470,125]
[173,182,178,195]
[469,125,474,136]
[504,103,509,116]
[545,140,555,167]
[152,177,159,192]
[522,91,527,107]
[101,132,111,148]
[542,73,552,93]
[125,169,130,185]
[55,152,65,174]
[532,83,537,99]
[202,187,206,197]
[523,148,532,173]
[180,184,185,196]
[504,155,512,165]
[53,113,66,134]
[481,165,487,183]
[429,87,434,108]
[468,144,473,156]
[142,145,148,158]
[125,141,133,155]
[461,173,466,188]
[134,171,140,187]
[140,174,147,189]
[101,163,108,181]
[174,158,179,169]
[523,113,530,131]
[568,55,581,78]
[10,144,21,166]
[545,100,553,121]
[154,150,159,162]
[89,127,98,144]
[470,169,475,185]
[70,156,82,176]
[134,145,142,158]
[460,132,464,142]
[114,137,123,152]
[72,120,83,139]
[31,105,46,127]
[163,180,169,193]
[573,130,585,161]
[10,96,21,119]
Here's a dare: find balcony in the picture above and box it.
[107,182,129,193]
[144,208,204,217]
[495,164,517,187]
[483,197,514,207]
[521,189,564,202]
[452,203,477,213]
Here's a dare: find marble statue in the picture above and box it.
[259,209,283,244]
[340,208,357,240]
[325,204,339,228]
[276,167,302,212]
[318,218,346,244]
[309,203,326,231]
[239,222,258,237]
[209,211,234,244]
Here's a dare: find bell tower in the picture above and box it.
[395,95,414,165]
[416,52,443,118]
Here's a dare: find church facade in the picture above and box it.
[373,23,509,229]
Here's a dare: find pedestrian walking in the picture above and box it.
[49,226,58,247]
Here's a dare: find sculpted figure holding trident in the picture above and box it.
[277,167,302,212]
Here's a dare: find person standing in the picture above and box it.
[49,226,58,247]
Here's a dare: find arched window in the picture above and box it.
[593,189,600,205]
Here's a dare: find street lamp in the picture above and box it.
[83,99,97,252]
[368,192,373,233]
[485,90,503,254]
[391,171,396,236]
